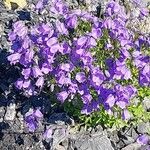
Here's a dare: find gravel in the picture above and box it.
[0,0,150,149]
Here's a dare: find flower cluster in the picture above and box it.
[25,109,43,132]
[7,0,150,122]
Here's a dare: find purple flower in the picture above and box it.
[103,18,114,29]
[81,93,92,104]
[41,63,51,74]
[66,14,78,29]
[8,31,16,41]
[25,109,43,132]
[47,37,57,47]
[77,36,88,47]
[7,53,21,65]
[43,128,53,139]
[13,21,28,37]
[90,28,102,39]
[106,1,120,16]
[122,109,131,120]
[34,109,43,118]
[91,67,105,87]
[115,85,136,109]
[57,74,71,86]
[56,20,68,35]
[113,59,132,80]
[35,77,44,87]
[15,78,24,89]
[32,66,43,78]
[60,63,74,72]
[140,8,149,18]
[51,1,68,15]
[136,134,150,145]
[23,80,31,88]
[36,0,43,10]
[57,91,69,103]
[22,68,31,79]
[105,94,116,108]
[25,85,35,96]
[75,72,86,83]
[25,115,37,132]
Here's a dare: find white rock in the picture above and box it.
[4,103,16,121]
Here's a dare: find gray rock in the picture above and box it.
[48,113,74,125]
[122,136,135,146]
[74,134,114,150]
[117,140,126,149]
[142,97,150,111]
[52,127,68,149]
[121,143,141,150]
[137,122,150,134]
[124,127,139,140]
[4,103,16,121]
[140,145,150,150]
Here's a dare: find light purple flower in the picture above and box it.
[43,128,53,139]
[77,36,88,47]
[140,8,149,18]
[35,77,44,87]
[81,94,92,104]
[122,109,131,120]
[25,115,37,132]
[34,109,43,118]
[60,63,74,72]
[106,94,116,107]
[36,0,43,9]
[137,134,149,145]
[23,80,31,88]
[66,14,78,29]
[7,53,21,65]
[47,37,57,47]
[56,20,68,35]
[91,28,102,39]
[75,72,86,83]
[22,68,31,79]
[13,21,28,37]
[57,91,69,103]
[15,78,24,89]
[32,66,43,78]
[25,109,43,132]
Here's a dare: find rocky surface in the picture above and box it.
[0,0,150,150]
